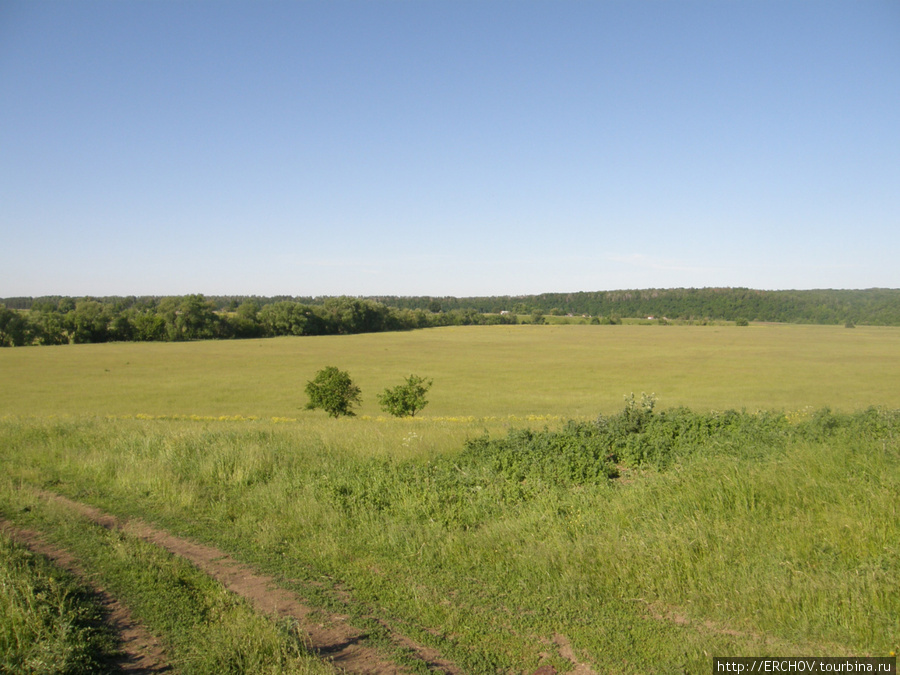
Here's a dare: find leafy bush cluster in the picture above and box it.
[377,375,433,418]
[305,368,432,418]
[462,424,618,487]
[316,401,900,531]
[304,367,362,418]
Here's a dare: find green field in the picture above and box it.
[1,324,898,673]
[3,324,900,418]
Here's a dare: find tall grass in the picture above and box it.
[0,490,334,675]
[1,406,897,672]
[0,531,117,674]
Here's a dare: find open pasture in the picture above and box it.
[1,323,898,672]
[2,323,900,419]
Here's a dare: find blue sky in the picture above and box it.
[2,1,898,297]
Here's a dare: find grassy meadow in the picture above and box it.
[1,323,898,673]
[3,323,900,419]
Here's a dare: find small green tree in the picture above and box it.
[305,366,361,417]
[378,375,433,417]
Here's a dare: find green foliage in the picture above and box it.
[70,300,111,343]
[229,301,263,339]
[0,304,32,347]
[0,499,330,675]
[6,287,899,348]
[735,317,749,326]
[463,423,619,486]
[2,406,899,669]
[312,402,900,534]
[0,533,117,674]
[377,375,433,417]
[304,366,361,417]
[371,288,900,326]
[31,309,69,345]
[174,294,221,341]
[258,301,310,336]
[132,312,166,341]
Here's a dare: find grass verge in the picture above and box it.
[0,530,118,674]
[0,491,334,675]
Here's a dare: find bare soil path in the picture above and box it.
[33,489,463,675]
[0,519,172,674]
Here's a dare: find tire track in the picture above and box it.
[0,520,172,674]
[33,489,463,675]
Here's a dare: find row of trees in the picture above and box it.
[3,288,899,347]
[375,288,900,325]
[0,295,518,347]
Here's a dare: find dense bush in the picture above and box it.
[315,402,900,531]
[461,423,618,486]
[304,367,362,418]
[377,375,433,417]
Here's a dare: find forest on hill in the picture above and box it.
[376,287,900,325]
[1,288,898,346]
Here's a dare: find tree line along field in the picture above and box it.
[1,323,898,673]
[3,287,900,347]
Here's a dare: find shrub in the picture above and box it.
[377,375,432,417]
[304,366,361,417]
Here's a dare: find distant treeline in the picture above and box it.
[376,288,900,325]
[0,295,516,346]
[1,288,898,346]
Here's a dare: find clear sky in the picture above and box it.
[1,1,898,298]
